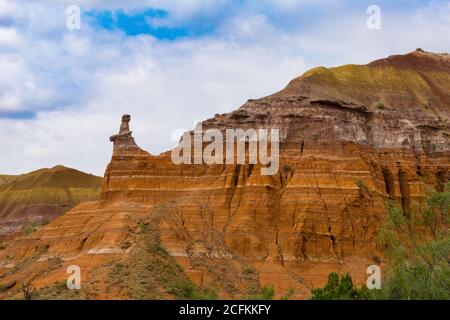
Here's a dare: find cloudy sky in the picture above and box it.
[0,0,449,175]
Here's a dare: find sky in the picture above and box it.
[0,0,449,175]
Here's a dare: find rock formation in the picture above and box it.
[0,166,102,240]
[109,114,141,153]
[0,50,448,299]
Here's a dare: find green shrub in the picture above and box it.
[21,282,36,300]
[22,222,38,235]
[311,273,362,300]
[376,102,386,110]
[281,288,294,300]
[261,286,275,300]
[356,179,369,194]
[140,222,150,234]
[167,281,218,300]
[375,183,450,299]
[151,242,168,256]
[248,286,275,300]
[112,262,123,274]
[196,288,219,300]
[311,185,450,300]
[243,265,255,275]
[281,164,294,174]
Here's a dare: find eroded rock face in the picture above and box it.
[0,50,448,299]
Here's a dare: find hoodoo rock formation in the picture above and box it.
[0,50,448,299]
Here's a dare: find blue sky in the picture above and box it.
[86,9,193,39]
[76,1,419,43]
[0,0,449,174]
[83,0,437,39]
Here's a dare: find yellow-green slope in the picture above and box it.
[0,165,102,237]
[278,50,450,120]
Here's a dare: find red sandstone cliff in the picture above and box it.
[0,50,448,299]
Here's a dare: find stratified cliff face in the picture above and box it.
[0,50,448,299]
[0,166,102,239]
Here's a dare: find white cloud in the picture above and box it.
[0,54,56,112]
[0,27,22,46]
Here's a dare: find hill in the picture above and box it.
[0,166,102,238]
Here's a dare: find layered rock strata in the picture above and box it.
[0,166,102,239]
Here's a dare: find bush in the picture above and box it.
[248,286,275,300]
[260,286,275,300]
[151,242,168,256]
[196,288,219,300]
[22,282,36,300]
[376,102,386,110]
[112,262,123,274]
[167,281,218,300]
[356,179,369,194]
[376,183,450,299]
[281,164,294,174]
[140,222,150,234]
[281,288,294,300]
[178,282,196,299]
[22,222,38,235]
[311,273,362,300]
[356,179,367,189]
[311,184,450,300]
[243,265,255,275]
